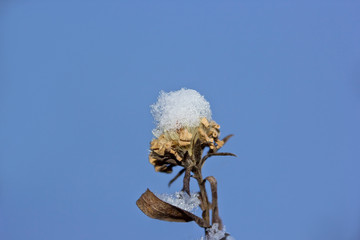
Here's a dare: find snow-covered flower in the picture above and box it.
[151,88,212,137]
[148,88,225,173]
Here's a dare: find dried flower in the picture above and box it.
[137,88,236,239]
[149,118,225,173]
[148,88,226,173]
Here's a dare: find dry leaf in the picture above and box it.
[136,189,209,228]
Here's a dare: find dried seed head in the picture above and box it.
[149,118,225,173]
[149,89,227,173]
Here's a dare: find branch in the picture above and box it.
[168,168,186,187]
[201,152,237,167]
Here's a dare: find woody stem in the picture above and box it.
[182,167,191,195]
[193,166,210,227]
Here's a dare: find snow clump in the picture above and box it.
[156,191,201,212]
[200,223,235,240]
[151,88,212,137]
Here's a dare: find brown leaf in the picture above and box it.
[222,134,234,144]
[136,189,209,228]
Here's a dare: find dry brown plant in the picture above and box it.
[137,117,236,239]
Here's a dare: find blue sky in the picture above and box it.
[1,1,360,240]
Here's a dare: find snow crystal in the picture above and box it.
[200,224,234,240]
[151,88,212,137]
[156,191,201,212]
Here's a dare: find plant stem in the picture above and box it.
[193,166,210,227]
[182,167,191,195]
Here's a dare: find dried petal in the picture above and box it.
[179,128,193,141]
[164,141,172,151]
[150,139,160,150]
[174,152,183,161]
[155,164,172,173]
[149,155,157,165]
[210,129,218,138]
[210,121,220,130]
[179,140,191,147]
[200,117,210,128]
[216,140,224,148]
[156,146,166,155]
[198,127,211,142]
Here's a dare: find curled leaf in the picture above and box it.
[136,189,209,228]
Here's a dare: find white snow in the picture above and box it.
[200,224,235,240]
[151,88,212,137]
[156,191,201,212]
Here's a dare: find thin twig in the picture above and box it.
[201,152,237,167]
[168,168,185,187]
[193,168,210,226]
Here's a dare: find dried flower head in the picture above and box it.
[149,117,225,173]
[149,89,224,173]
